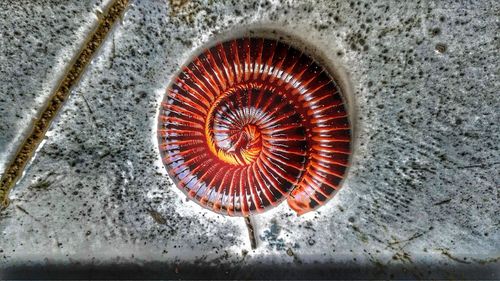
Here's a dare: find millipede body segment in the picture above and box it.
[158,37,351,216]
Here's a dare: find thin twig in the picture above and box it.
[244,216,257,249]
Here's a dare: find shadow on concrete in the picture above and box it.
[2,261,499,279]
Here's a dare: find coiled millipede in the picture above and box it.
[158,37,351,226]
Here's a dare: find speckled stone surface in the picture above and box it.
[0,0,498,279]
[0,0,112,177]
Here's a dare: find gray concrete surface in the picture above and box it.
[0,0,498,279]
[0,0,112,177]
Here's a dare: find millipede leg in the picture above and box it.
[244,216,257,249]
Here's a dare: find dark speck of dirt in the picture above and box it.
[429,27,441,37]
[435,43,447,54]
[135,91,148,103]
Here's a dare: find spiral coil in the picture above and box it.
[158,37,351,216]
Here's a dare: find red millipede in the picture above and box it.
[158,37,351,216]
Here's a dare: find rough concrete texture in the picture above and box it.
[0,0,112,177]
[0,0,498,279]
